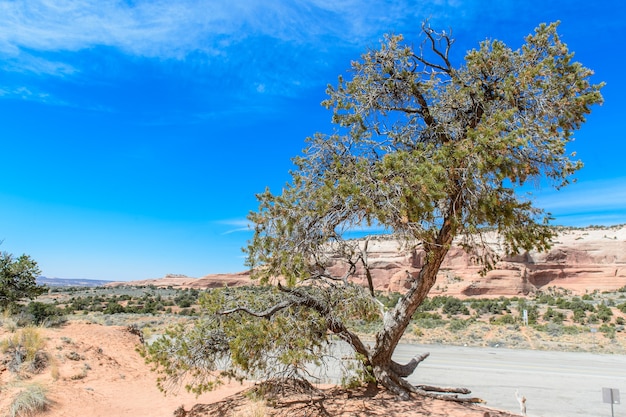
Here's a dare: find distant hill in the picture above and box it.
[37,276,113,287]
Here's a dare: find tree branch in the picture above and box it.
[219,300,293,319]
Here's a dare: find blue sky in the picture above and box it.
[0,0,624,281]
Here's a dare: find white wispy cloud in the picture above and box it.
[0,1,445,71]
[217,218,252,235]
[534,177,626,225]
[536,178,626,211]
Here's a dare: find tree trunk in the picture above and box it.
[367,219,457,398]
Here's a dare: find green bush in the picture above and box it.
[414,316,447,329]
[490,314,517,325]
[572,308,587,324]
[534,293,556,305]
[596,304,613,323]
[562,325,581,335]
[599,324,616,339]
[442,297,469,316]
[448,318,473,332]
[471,298,511,315]
[26,302,65,326]
[103,301,126,314]
[543,307,565,324]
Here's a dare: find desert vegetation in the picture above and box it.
[0,282,624,417]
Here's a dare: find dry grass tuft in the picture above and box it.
[1,327,47,374]
[7,383,51,417]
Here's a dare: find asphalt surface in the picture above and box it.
[392,343,626,417]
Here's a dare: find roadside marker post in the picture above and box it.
[602,387,620,417]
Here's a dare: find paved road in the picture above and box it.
[391,344,626,417]
[312,342,625,416]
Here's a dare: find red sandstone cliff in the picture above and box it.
[109,226,626,297]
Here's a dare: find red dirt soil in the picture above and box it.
[0,321,520,417]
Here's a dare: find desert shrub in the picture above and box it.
[103,301,126,314]
[448,318,473,332]
[616,302,626,314]
[413,312,441,320]
[616,317,625,325]
[1,309,19,332]
[414,313,447,329]
[178,308,197,316]
[562,325,581,335]
[442,297,469,316]
[543,323,564,336]
[599,323,616,339]
[490,314,517,325]
[596,304,613,323]
[534,293,556,305]
[559,297,595,313]
[469,298,511,316]
[543,307,565,324]
[26,302,66,326]
[572,308,587,324]
[8,384,50,417]
[1,327,47,373]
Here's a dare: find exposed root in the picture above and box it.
[415,384,471,394]
[390,352,430,377]
[373,359,482,404]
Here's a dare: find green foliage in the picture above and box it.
[490,314,517,325]
[596,304,613,323]
[470,298,511,315]
[414,316,447,329]
[599,324,616,339]
[143,285,378,395]
[572,308,587,324]
[376,291,402,309]
[448,318,474,332]
[245,21,603,285]
[0,252,45,309]
[25,302,65,326]
[441,297,470,316]
[148,21,604,396]
[543,307,565,324]
[534,293,557,305]
[103,301,126,314]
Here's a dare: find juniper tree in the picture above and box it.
[0,252,45,310]
[145,22,603,400]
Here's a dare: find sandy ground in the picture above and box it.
[0,321,519,417]
[1,322,251,417]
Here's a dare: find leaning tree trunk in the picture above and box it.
[364,218,478,401]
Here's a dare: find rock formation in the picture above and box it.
[327,226,626,297]
[109,226,626,297]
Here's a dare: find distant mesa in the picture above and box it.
[105,271,252,289]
